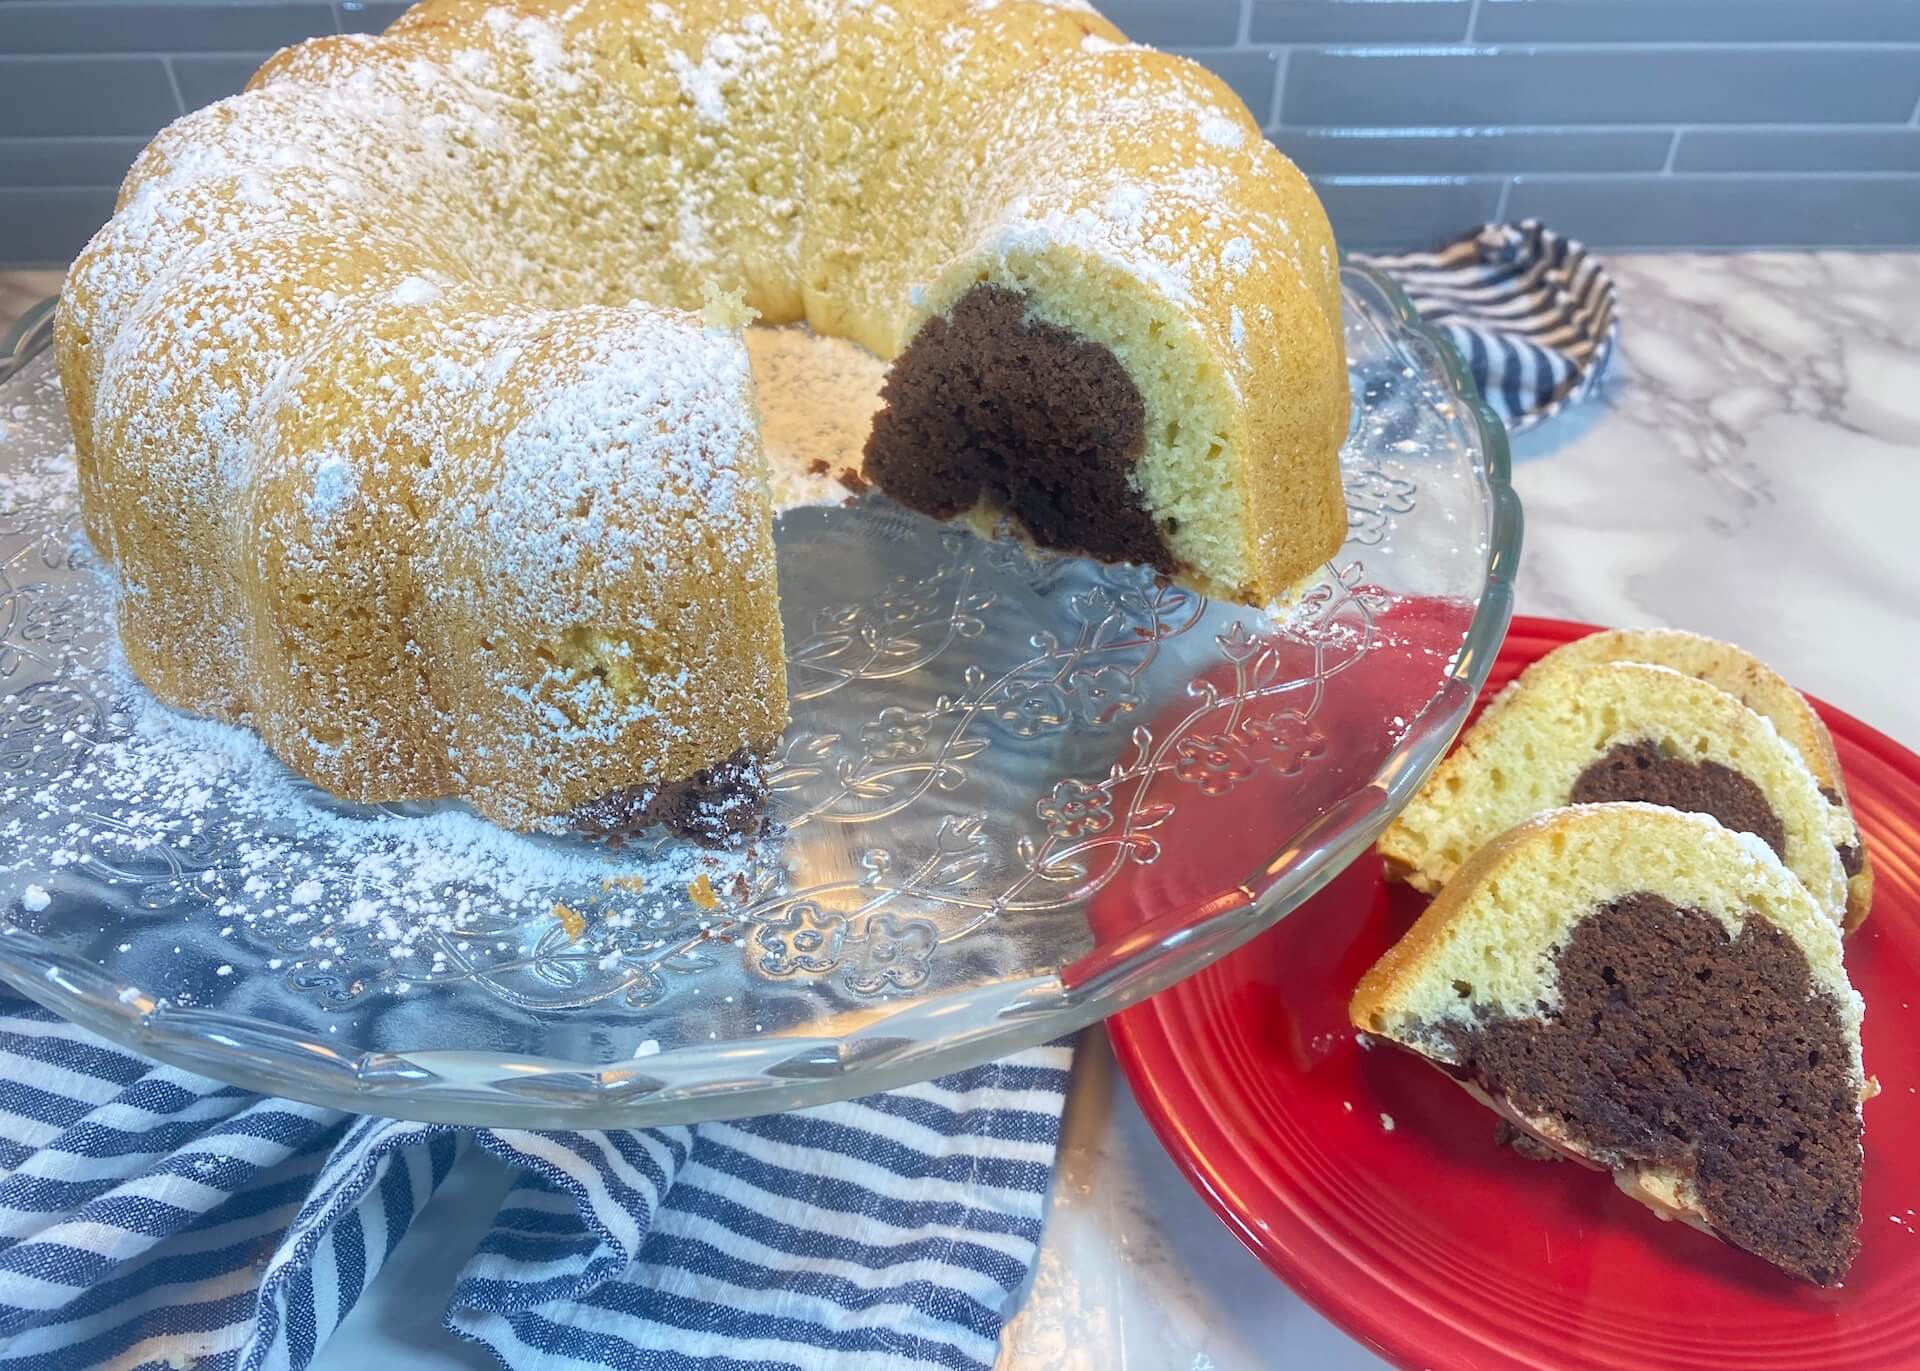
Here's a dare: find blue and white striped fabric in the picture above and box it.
[0,992,1071,1370]
[1355,218,1620,434]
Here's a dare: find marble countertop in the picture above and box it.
[3,251,1916,1370]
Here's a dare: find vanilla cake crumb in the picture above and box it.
[746,326,888,510]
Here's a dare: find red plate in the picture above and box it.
[1109,616,1920,1371]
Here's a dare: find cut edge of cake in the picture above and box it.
[1354,802,1869,1286]
[1376,660,1849,923]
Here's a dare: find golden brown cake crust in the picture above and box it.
[58,0,1348,829]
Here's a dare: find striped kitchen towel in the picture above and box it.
[0,991,1071,1371]
[1355,219,1620,434]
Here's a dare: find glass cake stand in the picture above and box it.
[0,263,1519,1126]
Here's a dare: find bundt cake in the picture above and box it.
[55,0,1350,836]
[1529,628,1872,930]
[1353,804,1868,1286]
[1377,662,1849,922]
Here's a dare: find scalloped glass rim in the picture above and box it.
[0,262,1519,1125]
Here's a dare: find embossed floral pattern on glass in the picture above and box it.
[0,265,1517,1125]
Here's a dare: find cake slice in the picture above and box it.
[1528,628,1871,929]
[1353,804,1868,1285]
[1377,661,1848,923]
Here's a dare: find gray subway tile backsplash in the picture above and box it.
[1274,128,1673,176]
[171,54,273,110]
[0,2,336,55]
[1674,129,1920,174]
[1283,47,1920,128]
[1095,0,1241,47]
[1506,174,1920,249]
[0,188,119,263]
[0,138,147,190]
[1309,176,1506,251]
[1476,0,1920,44]
[1251,1,1469,44]
[1,0,1919,264]
[0,58,180,139]
[335,1,411,34]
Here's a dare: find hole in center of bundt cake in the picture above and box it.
[862,284,1175,574]
[1569,741,1787,859]
[1432,892,1862,1286]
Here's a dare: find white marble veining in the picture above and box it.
[1509,253,1920,749]
[2,252,1915,1370]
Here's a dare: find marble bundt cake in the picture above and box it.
[56,0,1350,836]
[1352,804,1868,1286]
[1377,662,1849,922]
[1529,628,1872,930]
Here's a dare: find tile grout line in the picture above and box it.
[1467,0,1484,44]
[1314,169,1920,182]
[1157,41,1920,53]
[1246,121,1920,135]
[1493,176,1514,221]
[1235,0,1252,49]
[1661,127,1683,173]
[1267,45,1290,129]
[160,54,186,117]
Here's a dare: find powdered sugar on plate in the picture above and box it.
[0,332,904,1011]
[0,325,900,1014]
[0,574,775,1008]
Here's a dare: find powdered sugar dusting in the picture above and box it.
[1198,115,1243,149]
[956,45,1322,371]
[304,452,357,522]
[0,313,889,1006]
[484,9,582,94]
[57,6,819,833]
[475,315,758,600]
[389,275,442,306]
[666,46,732,125]
[0,423,79,525]
[0,480,770,993]
[54,0,1334,862]
[992,193,1198,306]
